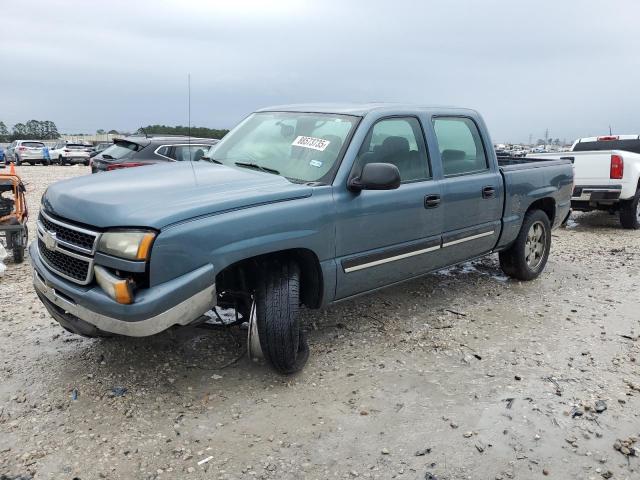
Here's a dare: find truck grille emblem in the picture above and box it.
[43,230,58,251]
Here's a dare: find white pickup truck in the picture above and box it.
[528,135,640,229]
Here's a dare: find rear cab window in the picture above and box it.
[432,117,488,176]
[573,139,640,154]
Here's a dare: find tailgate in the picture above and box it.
[569,152,616,185]
[527,151,615,186]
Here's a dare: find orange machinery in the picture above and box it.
[0,165,28,263]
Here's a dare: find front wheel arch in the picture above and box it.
[215,248,323,310]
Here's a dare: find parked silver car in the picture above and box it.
[6,140,50,166]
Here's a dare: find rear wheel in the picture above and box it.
[619,190,640,229]
[15,156,21,166]
[499,209,551,281]
[254,260,309,374]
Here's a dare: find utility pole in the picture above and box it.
[544,128,549,147]
[528,134,532,146]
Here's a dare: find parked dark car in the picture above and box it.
[90,142,112,158]
[0,146,5,165]
[90,135,219,173]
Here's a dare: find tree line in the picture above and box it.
[0,120,60,142]
[141,124,229,139]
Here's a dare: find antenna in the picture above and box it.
[188,73,196,180]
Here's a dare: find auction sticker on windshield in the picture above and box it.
[292,136,330,151]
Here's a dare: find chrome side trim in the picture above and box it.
[442,230,494,248]
[33,270,217,337]
[343,230,496,273]
[344,245,441,273]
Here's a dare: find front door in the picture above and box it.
[430,116,503,265]
[334,116,442,299]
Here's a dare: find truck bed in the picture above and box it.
[498,156,573,171]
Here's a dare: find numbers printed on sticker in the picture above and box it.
[292,136,330,151]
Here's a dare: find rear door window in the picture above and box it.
[432,117,488,176]
[173,145,211,161]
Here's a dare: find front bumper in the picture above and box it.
[30,242,216,336]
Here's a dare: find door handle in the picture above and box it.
[424,194,441,208]
[482,186,496,199]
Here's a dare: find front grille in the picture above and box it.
[38,238,91,282]
[38,212,97,251]
[36,211,99,285]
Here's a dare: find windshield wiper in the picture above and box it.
[102,154,114,160]
[205,157,223,165]
[234,161,280,175]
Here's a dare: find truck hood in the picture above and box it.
[42,162,313,229]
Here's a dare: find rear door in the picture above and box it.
[429,116,503,264]
[334,116,442,299]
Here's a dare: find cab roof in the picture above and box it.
[255,102,479,117]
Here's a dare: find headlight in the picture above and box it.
[98,230,156,260]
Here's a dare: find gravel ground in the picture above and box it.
[1,165,639,480]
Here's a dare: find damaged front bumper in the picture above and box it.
[30,242,216,337]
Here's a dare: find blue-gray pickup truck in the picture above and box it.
[31,104,573,373]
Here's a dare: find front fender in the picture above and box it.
[149,188,335,286]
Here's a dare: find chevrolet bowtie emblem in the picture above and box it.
[43,230,58,251]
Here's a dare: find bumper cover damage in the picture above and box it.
[30,242,216,336]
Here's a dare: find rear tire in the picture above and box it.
[619,190,640,229]
[499,209,552,281]
[255,260,309,374]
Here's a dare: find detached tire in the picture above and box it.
[499,209,551,281]
[255,260,309,374]
[619,190,640,229]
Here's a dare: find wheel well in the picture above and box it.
[215,248,323,309]
[527,197,555,224]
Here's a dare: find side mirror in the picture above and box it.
[348,162,401,192]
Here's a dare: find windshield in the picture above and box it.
[211,112,359,182]
[100,140,142,160]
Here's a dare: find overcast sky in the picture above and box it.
[1,0,639,143]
